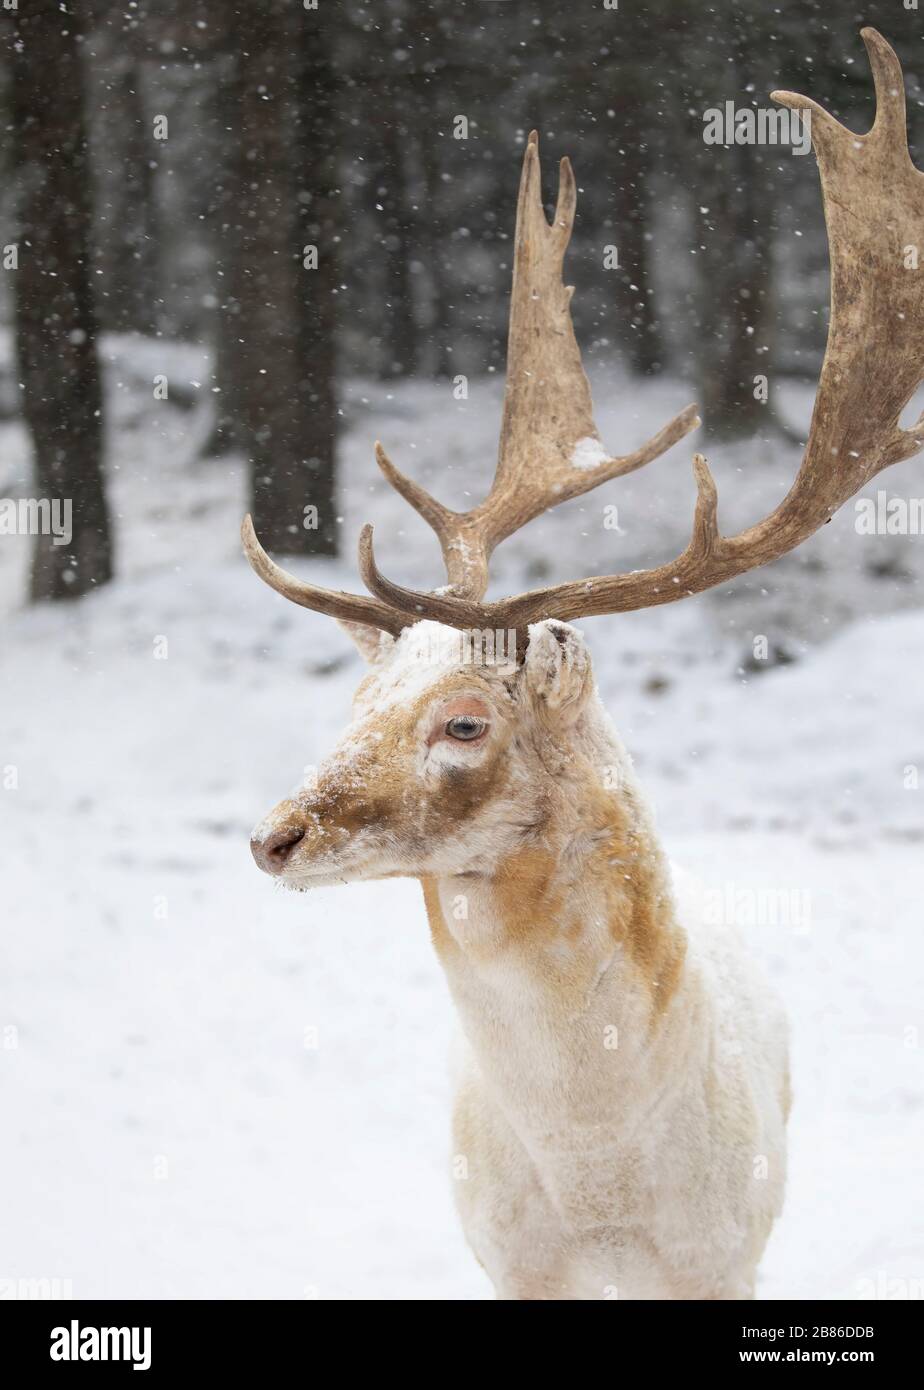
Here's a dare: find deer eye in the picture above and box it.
[445,715,487,741]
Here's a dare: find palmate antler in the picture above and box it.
[242,128,697,630]
[244,29,924,647]
[368,133,698,601]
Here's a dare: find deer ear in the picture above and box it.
[337,620,395,665]
[523,620,593,721]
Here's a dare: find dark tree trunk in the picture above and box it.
[378,115,418,380]
[690,48,776,442]
[108,63,158,336]
[203,53,244,457]
[230,3,339,556]
[693,144,774,439]
[292,23,339,551]
[11,4,112,601]
[419,122,453,379]
[607,105,664,377]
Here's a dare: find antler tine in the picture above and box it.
[864,22,910,148]
[359,524,485,629]
[552,142,578,238]
[372,442,490,597]
[241,515,406,637]
[363,29,924,639]
[373,442,452,535]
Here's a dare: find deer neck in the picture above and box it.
[420,714,694,1134]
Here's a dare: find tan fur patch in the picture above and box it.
[422,875,454,955]
[491,847,564,947]
[312,671,513,847]
[477,778,685,1018]
[583,782,687,1020]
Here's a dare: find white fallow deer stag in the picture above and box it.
[243,30,924,1299]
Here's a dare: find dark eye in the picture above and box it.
[445,715,487,741]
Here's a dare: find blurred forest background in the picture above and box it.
[1,0,922,600]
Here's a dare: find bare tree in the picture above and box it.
[693,133,775,440]
[377,112,419,379]
[10,2,112,600]
[106,62,159,336]
[203,52,244,457]
[226,2,339,556]
[599,95,664,378]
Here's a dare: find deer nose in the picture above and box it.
[250,822,306,875]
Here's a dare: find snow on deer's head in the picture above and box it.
[249,620,595,888]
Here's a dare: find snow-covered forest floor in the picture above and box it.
[1,339,923,1299]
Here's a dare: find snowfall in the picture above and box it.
[1,337,922,1300]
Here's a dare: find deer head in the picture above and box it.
[245,29,924,889]
[248,618,601,885]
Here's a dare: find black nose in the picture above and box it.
[251,823,306,875]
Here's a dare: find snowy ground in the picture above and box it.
[1,342,923,1299]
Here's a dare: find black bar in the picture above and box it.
[0,1299,916,1374]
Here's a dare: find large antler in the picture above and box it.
[372,132,698,599]
[360,29,924,636]
[242,131,697,628]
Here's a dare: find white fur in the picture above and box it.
[440,872,789,1299]
[252,620,790,1299]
